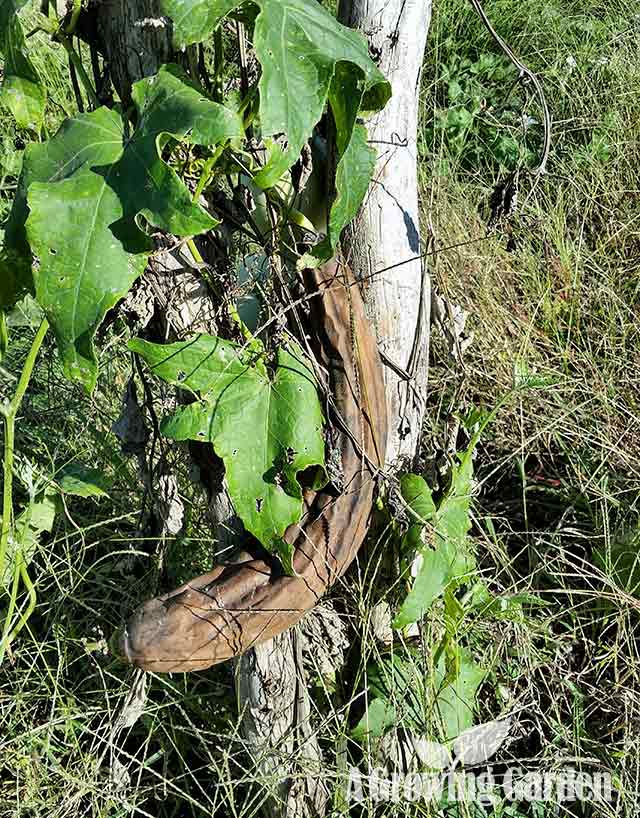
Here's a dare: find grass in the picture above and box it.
[2,0,640,815]
[418,0,640,814]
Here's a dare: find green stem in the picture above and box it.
[65,0,82,34]
[12,557,36,640]
[0,312,8,361]
[0,560,21,663]
[59,37,99,108]
[186,45,199,84]
[186,238,204,266]
[0,317,49,596]
[0,419,15,583]
[0,553,36,664]
[10,318,49,418]
[212,27,224,103]
[192,145,224,203]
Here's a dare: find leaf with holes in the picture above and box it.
[129,334,326,564]
[0,1,45,131]
[8,65,242,389]
[160,0,390,187]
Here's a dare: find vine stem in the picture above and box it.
[0,317,49,654]
[58,37,99,109]
[212,26,224,103]
[0,558,22,664]
[192,144,224,202]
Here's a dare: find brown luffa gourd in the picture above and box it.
[120,258,387,672]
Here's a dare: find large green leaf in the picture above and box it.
[160,0,390,187]
[0,2,45,131]
[2,106,124,310]
[393,464,476,629]
[253,0,388,187]
[130,333,326,563]
[4,65,242,388]
[27,173,150,387]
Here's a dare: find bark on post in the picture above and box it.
[93,0,173,104]
[339,0,432,468]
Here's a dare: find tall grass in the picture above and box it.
[418,0,640,814]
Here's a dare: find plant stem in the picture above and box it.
[10,318,49,419]
[186,45,199,84]
[0,417,15,582]
[0,558,21,664]
[213,27,224,103]
[65,0,82,35]
[59,37,99,109]
[192,145,224,202]
[12,556,37,640]
[0,317,49,592]
[185,238,204,266]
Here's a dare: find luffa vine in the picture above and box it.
[0,0,390,653]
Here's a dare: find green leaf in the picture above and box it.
[594,530,640,597]
[438,455,475,559]
[130,334,326,561]
[26,172,150,388]
[160,0,390,187]
[0,0,28,35]
[2,106,124,310]
[0,310,7,360]
[5,65,242,388]
[314,63,376,259]
[161,0,239,47]
[512,360,560,390]
[253,0,388,187]
[435,647,484,740]
[400,473,437,525]
[322,123,374,249]
[56,463,109,497]
[0,2,45,131]
[353,649,484,741]
[1,491,57,588]
[393,463,476,629]
[351,697,397,740]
